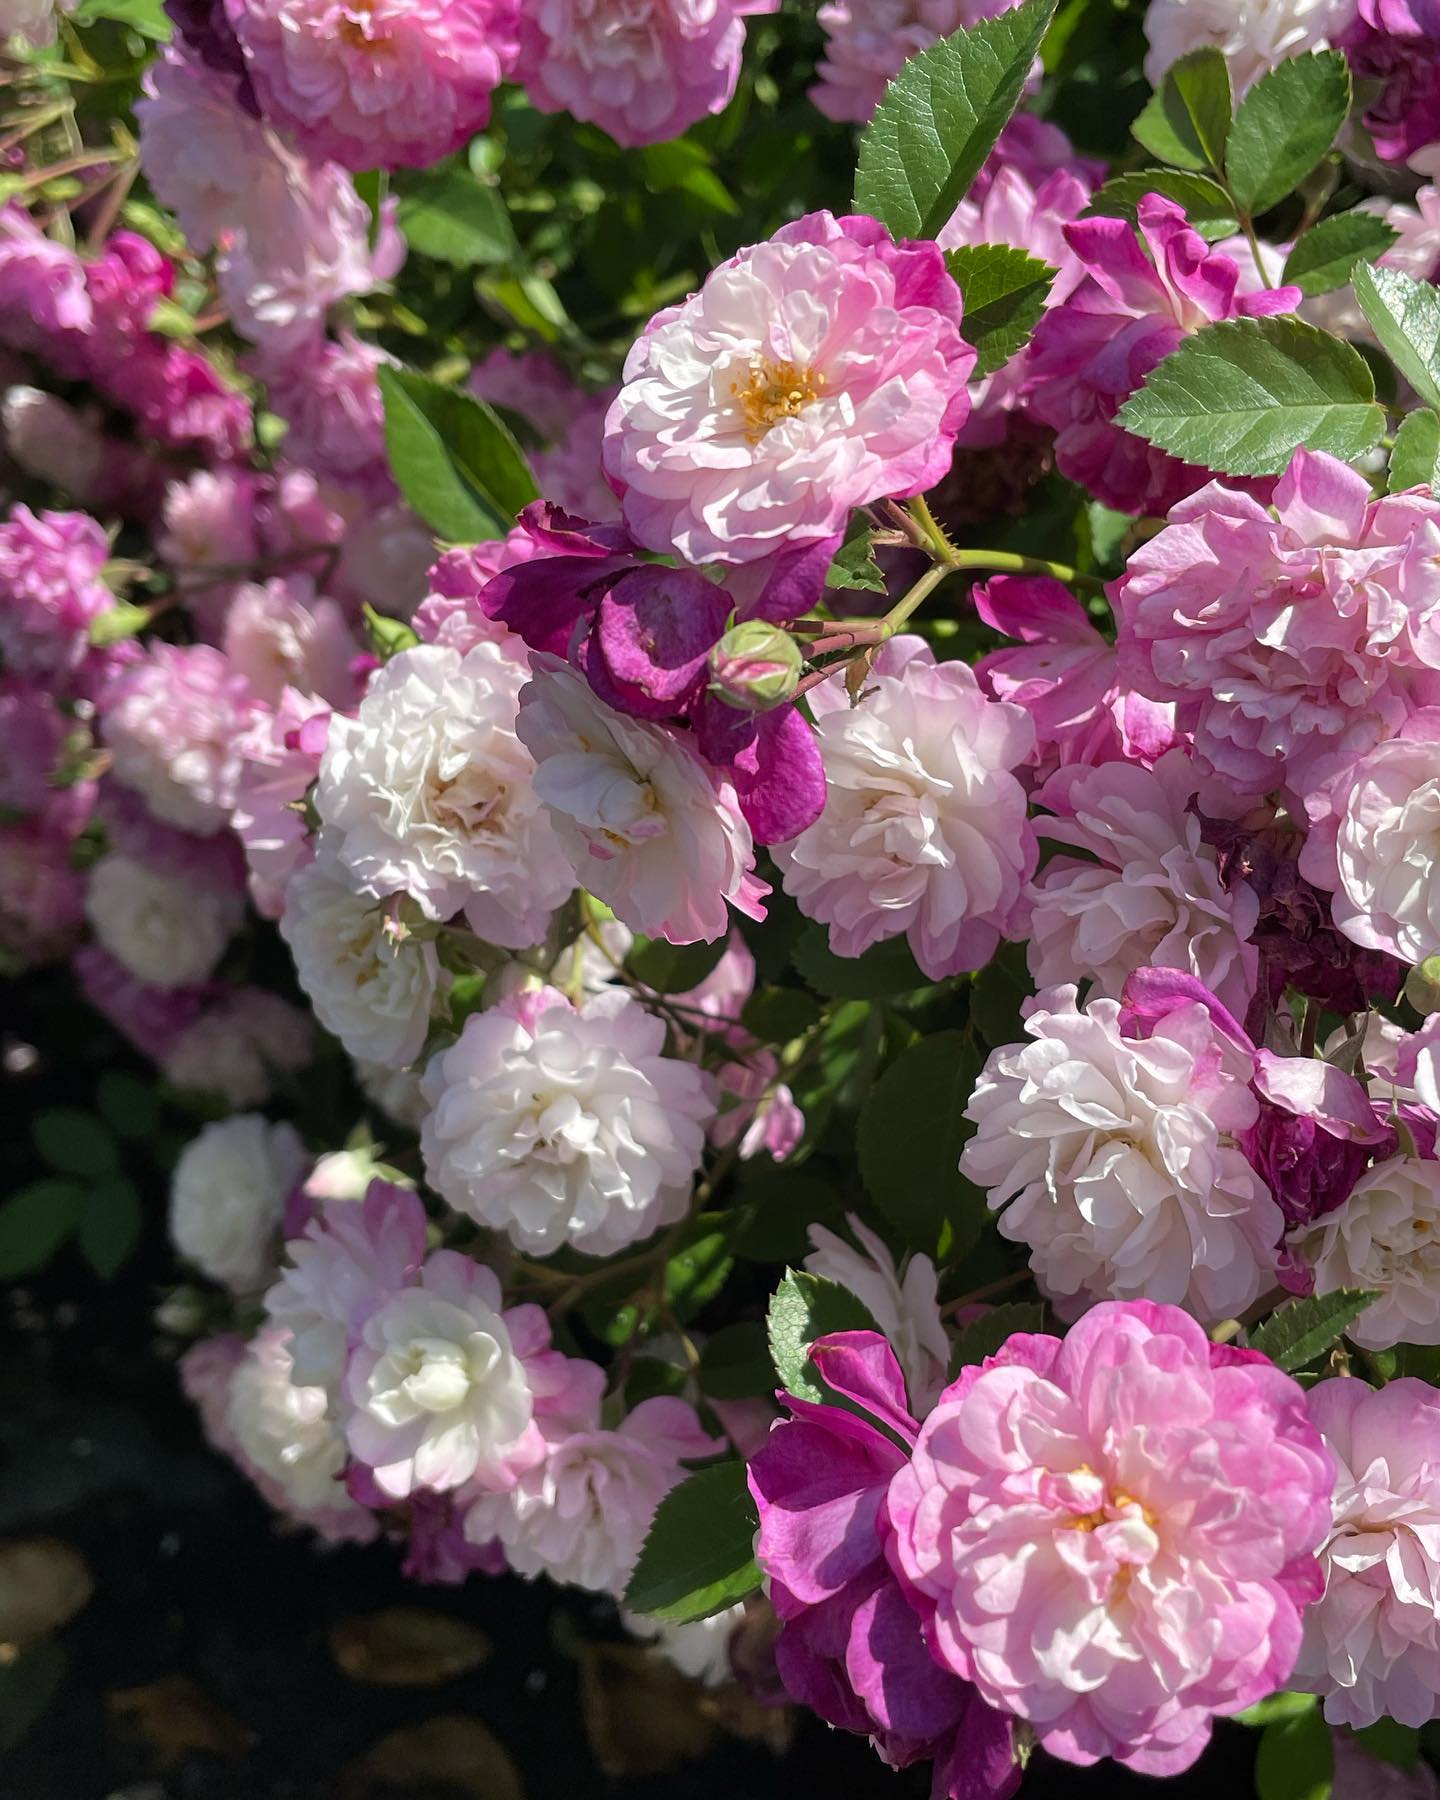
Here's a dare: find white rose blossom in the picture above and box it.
[420,986,715,1258]
[226,1324,359,1518]
[623,1604,745,1687]
[279,858,443,1070]
[314,641,573,948]
[516,655,760,946]
[84,853,242,991]
[169,1114,306,1292]
[1143,0,1356,96]
[344,1251,539,1500]
[804,1215,949,1412]
[1289,1158,1440,1352]
[773,637,1035,980]
[960,985,1283,1323]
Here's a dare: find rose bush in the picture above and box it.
[7,0,1440,1793]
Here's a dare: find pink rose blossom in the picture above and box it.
[515,0,776,148]
[412,537,541,655]
[1297,1377,1440,1726]
[0,505,113,683]
[223,0,520,171]
[230,688,330,917]
[1026,195,1300,515]
[774,637,1035,980]
[0,204,91,351]
[464,1396,721,1595]
[102,641,257,835]
[809,0,1024,124]
[1027,748,1259,1014]
[0,676,89,818]
[254,332,392,491]
[517,656,766,944]
[163,989,315,1107]
[973,574,1179,776]
[72,944,209,1061]
[139,51,406,353]
[961,977,1282,1321]
[0,821,87,970]
[603,210,975,565]
[222,575,362,709]
[1115,449,1440,800]
[264,1179,428,1397]
[1299,709,1440,963]
[887,1300,1335,1774]
[1342,0,1440,167]
[748,1331,1019,1797]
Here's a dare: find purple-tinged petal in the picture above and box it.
[731,705,827,845]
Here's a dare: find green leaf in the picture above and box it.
[77,1177,143,1281]
[362,604,421,660]
[1352,262,1440,412]
[395,169,517,266]
[1236,1691,1319,1728]
[857,1031,987,1256]
[732,1168,849,1263]
[663,1231,733,1322]
[625,935,729,995]
[0,1181,84,1279]
[1390,408,1440,496]
[88,602,155,648]
[947,1300,1046,1377]
[945,244,1056,376]
[791,925,929,1000]
[1354,1719,1421,1770]
[624,1461,761,1623]
[1224,51,1351,217]
[968,941,1033,1049]
[32,1109,118,1179]
[95,1071,160,1142]
[1117,315,1385,476]
[378,365,538,543]
[1254,1702,1334,1800]
[826,523,887,594]
[1282,212,1399,296]
[740,986,821,1046]
[639,139,738,216]
[1249,1289,1380,1371]
[767,1270,880,1404]
[1132,47,1233,172]
[854,0,1059,241]
[69,0,171,37]
[698,1322,775,1401]
[1085,169,1238,240]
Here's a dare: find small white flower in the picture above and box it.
[464,1398,716,1596]
[516,656,758,946]
[314,641,573,947]
[353,1056,430,1130]
[85,853,242,991]
[162,990,314,1106]
[623,1605,745,1686]
[961,986,1281,1323]
[169,1115,306,1292]
[1143,0,1356,97]
[344,1251,538,1499]
[419,986,715,1257]
[280,859,442,1070]
[774,637,1035,980]
[1289,1158,1440,1351]
[227,1324,356,1516]
[804,1215,949,1413]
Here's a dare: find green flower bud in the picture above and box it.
[707,620,803,711]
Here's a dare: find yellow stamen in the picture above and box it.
[729,357,824,442]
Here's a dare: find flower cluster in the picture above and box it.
[15,1,1440,1784]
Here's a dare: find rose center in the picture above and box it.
[729,357,824,442]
